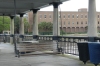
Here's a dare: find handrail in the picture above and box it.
[1,34,100,42]
[1,34,100,55]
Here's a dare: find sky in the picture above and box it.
[40,0,100,12]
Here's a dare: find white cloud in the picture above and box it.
[40,0,100,12]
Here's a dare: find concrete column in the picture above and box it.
[19,13,24,35]
[52,2,61,53]
[31,9,39,41]
[10,16,14,44]
[32,9,39,36]
[53,3,60,36]
[19,13,24,41]
[88,0,98,37]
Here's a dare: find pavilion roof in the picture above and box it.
[0,0,68,16]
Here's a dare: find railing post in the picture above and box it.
[13,34,17,57]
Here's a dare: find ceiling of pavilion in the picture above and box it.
[0,0,68,16]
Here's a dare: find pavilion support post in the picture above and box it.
[52,2,61,53]
[31,9,39,40]
[19,13,24,41]
[10,16,14,44]
[88,0,98,42]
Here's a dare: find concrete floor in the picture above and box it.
[0,43,98,66]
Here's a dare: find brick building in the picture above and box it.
[28,8,100,33]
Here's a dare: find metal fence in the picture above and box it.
[0,34,10,43]
[1,34,100,55]
[58,37,88,55]
[36,36,88,55]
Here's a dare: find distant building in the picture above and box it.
[28,8,100,33]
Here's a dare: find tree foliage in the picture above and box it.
[14,16,20,33]
[0,16,29,34]
[0,16,10,33]
[14,16,29,34]
[24,18,29,34]
[38,22,53,32]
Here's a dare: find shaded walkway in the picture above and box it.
[0,43,96,66]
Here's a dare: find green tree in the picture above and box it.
[24,17,29,34]
[0,22,4,33]
[14,16,29,34]
[0,16,10,33]
[14,16,20,33]
[0,16,29,34]
[38,22,53,33]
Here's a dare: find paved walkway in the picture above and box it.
[0,43,96,66]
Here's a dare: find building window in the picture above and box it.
[68,14,70,18]
[68,21,70,24]
[44,15,46,18]
[98,15,99,18]
[72,15,74,18]
[40,15,42,18]
[77,15,79,18]
[64,21,65,25]
[77,22,79,24]
[49,15,51,18]
[59,15,61,18]
[98,21,99,24]
[85,15,87,18]
[81,15,83,18]
[63,15,65,18]
[72,22,74,24]
[86,21,87,24]
[81,21,83,24]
